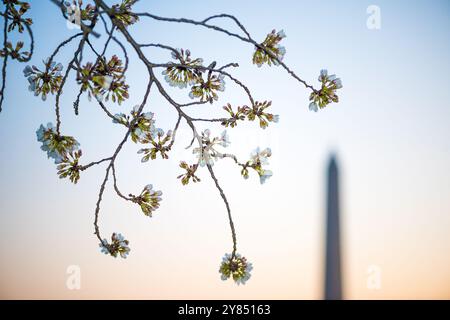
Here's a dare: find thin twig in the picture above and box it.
[80,156,112,170]
[207,164,237,258]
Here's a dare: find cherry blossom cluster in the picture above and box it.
[219,253,253,285]
[309,69,343,112]
[99,232,130,258]
[23,60,63,101]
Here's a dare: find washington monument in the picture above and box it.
[324,155,343,300]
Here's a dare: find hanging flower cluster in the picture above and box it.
[219,253,253,285]
[77,55,129,104]
[23,59,63,101]
[57,149,83,184]
[309,69,343,112]
[240,147,273,184]
[130,184,163,217]
[162,48,203,88]
[99,233,131,258]
[138,128,173,161]
[252,29,286,67]
[189,72,225,103]
[36,122,80,164]
[222,101,279,129]
[113,105,156,142]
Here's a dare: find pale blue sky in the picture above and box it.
[0,0,449,299]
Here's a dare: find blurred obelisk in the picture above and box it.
[324,155,343,300]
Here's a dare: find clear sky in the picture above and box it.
[0,0,449,299]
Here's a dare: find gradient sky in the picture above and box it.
[0,0,449,299]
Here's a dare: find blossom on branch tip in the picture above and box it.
[57,149,83,184]
[219,253,253,285]
[189,73,225,104]
[77,55,129,105]
[221,103,249,128]
[130,184,163,217]
[241,147,273,184]
[162,48,203,89]
[111,0,139,26]
[138,128,172,161]
[99,233,130,258]
[36,123,80,164]
[250,147,271,165]
[130,106,156,143]
[112,112,129,126]
[177,161,200,185]
[246,100,279,129]
[308,69,343,110]
[23,59,63,101]
[111,105,156,142]
[0,41,30,61]
[5,1,32,33]
[253,29,286,67]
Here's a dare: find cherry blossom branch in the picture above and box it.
[91,1,298,272]
[93,76,153,243]
[80,156,112,170]
[55,36,87,134]
[111,164,133,201]
[0,3,34,112]
[137,11,317,91]
[23,0,342,283]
